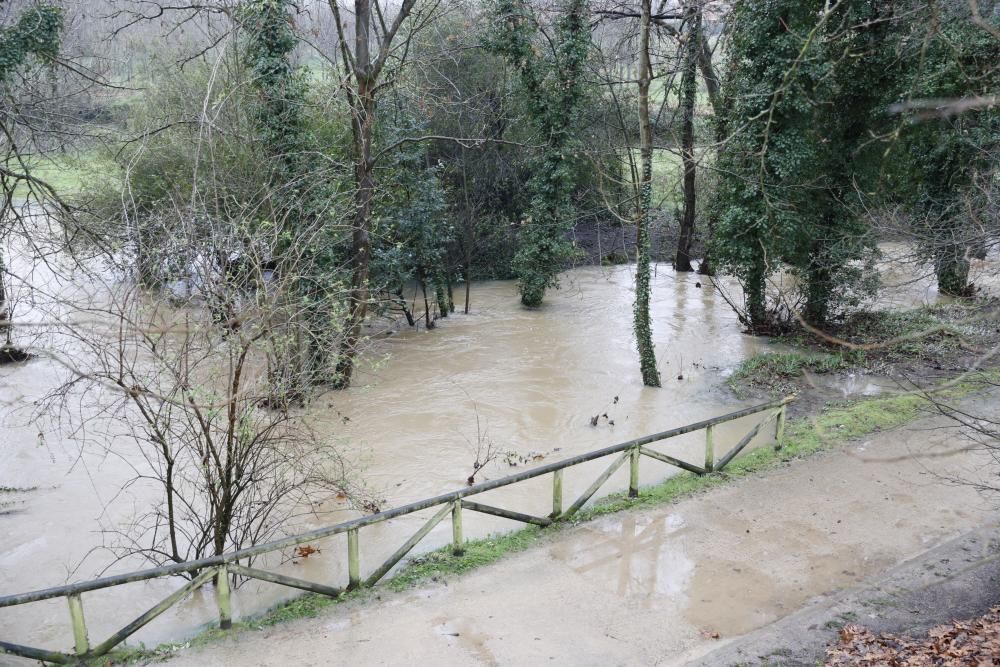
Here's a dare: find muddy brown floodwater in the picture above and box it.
[0,251,995,660]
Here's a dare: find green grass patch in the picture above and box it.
[732,352,854,381]
[9,151,110,198]
[730,302,1000,397]
[87,372,1000,665]
[728,351,859,396]
[623,148,686,207]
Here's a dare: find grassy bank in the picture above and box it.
[728,301,1000,397]
[11,151,108,198]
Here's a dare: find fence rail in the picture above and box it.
[0,396,791,664]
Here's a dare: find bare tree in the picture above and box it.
[44,194,359,568]
[327,0,427,387]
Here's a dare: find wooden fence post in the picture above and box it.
[348,528,360,589]
[552,469,563,518]
[628,447,640,498]
[67,593,89,655]
[452,501,464,556]
[704,425,715,472]
[215,566,232,630]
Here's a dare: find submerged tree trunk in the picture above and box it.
[395,286,416,326]
[0,247,10,346]
[464,266,472,314]
[936,242,972,296]
[746,260,767,333]
[421,279,434,329]
[334,2,376,388]
[330,0,417,388]
[674,1,701,273]
[697,21,722,276]
[335,94,375,386]
[446,272,455,313]
[931,218,973,296]
[804,245,834,326]
[435,275,449,318]
[634,0,661,388]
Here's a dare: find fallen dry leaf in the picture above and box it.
[293,544,320,559]
[825,606,1000,666]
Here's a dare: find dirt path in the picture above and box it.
[161,403,998,667]
[692,525,1000,666]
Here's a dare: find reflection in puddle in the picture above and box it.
[548,504,903,640]
[551,513,693,607]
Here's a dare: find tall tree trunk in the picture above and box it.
[0,247,10,345]
[421,279,434,329]
[329,0,417,387]
[805,241,834,326]
[697,25,722,276]
[395,286,416,326]
[335,91,374,386]
[674,1,701,273]
[464,263,472,314]
[435,274,449,318]
[635,0,661,388]
[334,1,376,388]
[446,271,455,313]
[461,158,474,314]
[933,219,972,296]
[746,261,767,332]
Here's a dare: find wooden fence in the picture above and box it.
[0,396,791,664]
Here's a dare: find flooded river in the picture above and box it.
[0,250,994,657]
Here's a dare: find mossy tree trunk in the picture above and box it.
[674,0,701,273]
[635,0,661,388]
[697,26,722,276]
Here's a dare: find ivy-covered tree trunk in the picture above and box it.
[712,0,889,331]
[0,1,63,355]
[494,0,590,308]
[697,28,722,277]
[804,239,835,325]
[745,259,767,332]
[935,239,972,296]
[674,0,701,273]
[634,0,661,388]
[243,0,327,398]
[435,274,449,318]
